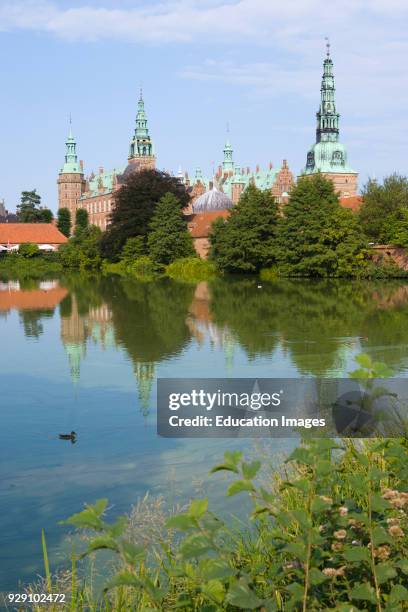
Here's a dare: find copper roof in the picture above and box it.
[187,210,230,238]
[0,224,68,245]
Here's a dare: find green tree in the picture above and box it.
[75,208,89,238]
[359,174,408,242]
[100,169,190,261]
[59,226,102,271]
[17,190,42,222]
[57,208,71,237]
[209,184,279,273]
[277,174,368,277]
[120,236,146,265]
[38,208,53,223]
[18,242,40,258]
[389,207,408,248]
[148,193,195,266]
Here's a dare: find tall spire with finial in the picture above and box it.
[128,89,155,164]
[301,39,358,196]
[316,37,339,144]
[222,123,234,173]
[61,115,81,173]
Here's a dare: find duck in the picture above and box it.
[59,431,77,443]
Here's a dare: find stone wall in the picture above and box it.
[372,245,408,271]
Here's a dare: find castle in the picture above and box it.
[57,45,358,237]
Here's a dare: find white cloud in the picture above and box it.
[0,0,407,44]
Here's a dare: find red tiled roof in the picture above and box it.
[186,210,230,238]
[0,223,68,245]
[339,196,363,212]
[0,287,68,311]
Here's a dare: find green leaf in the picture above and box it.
[103,570,140,592]
[188,498,208,518]
[166,513,196,531]
[242,460,261,480]
[260,487,275,503]
[396,559,408,575]
[343,546,370,563]
[354,354,372,369]
[370,493,390,512]
[286,582,304,602]
[290,478,311,494]
[388,584,408,604]
[311,496,332,514]
[210,463,239,474]
[287,447,314,466]
[309,567,328,585]
[227,479,255,496]
[226,579,263,609]
[202,579,225,604]
[108,516,127,538]
[180,533,213,559]
[350,582,377,604]
[372,526,392,546]
[64,500,108,531]
[81,536,119,557]
[316,459,331,477]
[119,541,146,566]
[200,559,236,581]
[284,542,307,561]
[375,562,397,584]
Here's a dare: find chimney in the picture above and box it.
[256,164,260,173]
[99,166,104,174]
[282,159,288,169]
[247,166,250,174]
[269,161,273,170]
[80,160,84,171]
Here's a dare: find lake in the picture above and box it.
[1,274,408,592]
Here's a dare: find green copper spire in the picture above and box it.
[129,89,154,159]
[316,39,339,143]
[222,125,234,173]
[302,40,356,176]
[61,118,82,174]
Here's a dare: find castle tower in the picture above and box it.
[222,131,234,176]
[301,41,358,197]
[128,90,156,171]
[57,122,86,218]
[231,165,246,204]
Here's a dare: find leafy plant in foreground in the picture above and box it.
[53,435,408,611]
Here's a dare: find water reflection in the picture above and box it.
[2,275,408,390]
[1,274,408,591]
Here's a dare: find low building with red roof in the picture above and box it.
[0,224,68,251]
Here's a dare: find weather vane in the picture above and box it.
[325,37,330,57]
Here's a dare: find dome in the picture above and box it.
[303,141,356,175]
[192,187,233,213]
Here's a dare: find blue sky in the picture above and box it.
[0,0,407,212]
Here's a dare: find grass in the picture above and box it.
[0,254,62,280]
[165,257,218,283]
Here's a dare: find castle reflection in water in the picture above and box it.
[0,278,237,414]
[2,276,408,414]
